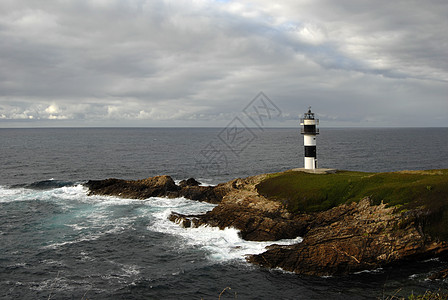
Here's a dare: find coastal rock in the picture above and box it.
[247,198,448,276]
[85,175,228,204]
[429,268,448,280]
[170,199,309,241]
[179,178,201,187]
[85,175,180,199]
[170,175,311,241]
[178,184,227,204]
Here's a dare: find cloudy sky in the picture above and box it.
[1,0,447,127]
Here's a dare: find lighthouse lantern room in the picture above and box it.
[300,107,319,170]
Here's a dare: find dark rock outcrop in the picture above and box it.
[85,175,228,204]
[247,198,448,276]
[85,176,180,199]
[170,202,310,241]
[179,178,201,187]
[429,268,448,280]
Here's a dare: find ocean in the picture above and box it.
[1,127,448,299]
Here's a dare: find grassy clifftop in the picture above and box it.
[256,169,448,239]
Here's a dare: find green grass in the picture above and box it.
[256,169,448,240]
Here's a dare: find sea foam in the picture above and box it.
[1,184,302,262]
[149,199,302,262]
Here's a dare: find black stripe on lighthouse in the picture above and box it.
[304,146,317,158]
[303,125,317,134]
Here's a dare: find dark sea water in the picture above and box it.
[1,127,448,299]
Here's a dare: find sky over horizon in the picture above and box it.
[1,0,447,127]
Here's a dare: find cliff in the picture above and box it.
[85,169,448,276]
[248,197,447,276]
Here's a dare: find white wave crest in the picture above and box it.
[2,184,302,264]
[0,184,88,203]
[149,204,302,262]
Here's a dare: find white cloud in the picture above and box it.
[45,104,60,115]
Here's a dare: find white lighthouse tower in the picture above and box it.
[300,107,319,170]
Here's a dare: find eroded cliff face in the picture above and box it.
[248,198,448,276]
[85,174,448,276]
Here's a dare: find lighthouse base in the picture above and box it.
[304,157,317,170]
[291,168,337,174]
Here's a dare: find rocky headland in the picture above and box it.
[85,175,228,204]
[85,169,448,276]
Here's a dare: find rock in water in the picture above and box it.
[85,175,180,199]
[85,175,227,203]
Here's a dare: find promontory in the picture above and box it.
[85,169,448,277]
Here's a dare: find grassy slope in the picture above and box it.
[256,169,448,239]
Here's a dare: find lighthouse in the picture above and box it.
[300,107,319,170]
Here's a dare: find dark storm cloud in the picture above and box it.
[0,0,447,127]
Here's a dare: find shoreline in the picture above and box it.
[85,169,448,277]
